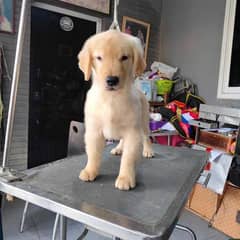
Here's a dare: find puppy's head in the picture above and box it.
[78,30,146,91]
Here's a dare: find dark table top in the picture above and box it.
[0,144,207,240]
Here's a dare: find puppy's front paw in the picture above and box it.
[110,147,122,155]
[143,148,154,158]
[79,168,97,182]
[115,175,136,190]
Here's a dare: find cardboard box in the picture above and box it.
[185,188,194,208]
[213,184,240,238]
[186,183,240,238]
[186,183,223,220]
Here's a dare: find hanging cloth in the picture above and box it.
[109,0,120,31]
[0,43,9,150]
[0,43,11,82]
[0,46,4,124]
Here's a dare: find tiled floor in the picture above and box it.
[2,198,229,240]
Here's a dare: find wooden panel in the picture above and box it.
[198,130,235,152]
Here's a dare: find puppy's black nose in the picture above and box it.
[106,76,119,87]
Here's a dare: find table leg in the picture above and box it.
[59,215,67,240]
[19,201,29,233]
[167,135,171,146]
[0,194,3,240]
[195,127,199,143]
[52,213,60,240]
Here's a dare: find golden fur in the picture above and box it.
[78,30,154,190]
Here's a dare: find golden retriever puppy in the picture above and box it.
[78,30,154,190]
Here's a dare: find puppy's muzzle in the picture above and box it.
[106,76,119,88]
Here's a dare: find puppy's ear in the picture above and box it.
[132,37,146,76]
[78,40,92,81]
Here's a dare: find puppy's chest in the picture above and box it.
[102,107,124,125]
[101,106,126,139]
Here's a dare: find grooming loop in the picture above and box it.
[109,0,120,31]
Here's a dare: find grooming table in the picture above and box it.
[0,144,207,240]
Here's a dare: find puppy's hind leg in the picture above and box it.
[79,131,105,182]
[140,93,154,158]
[111,139,123,155]
[143,135,154,158]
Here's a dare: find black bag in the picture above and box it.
[228,156,240,187]
[173,92,205,110]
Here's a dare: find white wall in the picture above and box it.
[159,0,240,106]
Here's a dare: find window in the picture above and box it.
[217,0,240,99]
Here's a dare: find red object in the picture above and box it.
[205,162,211,171]
[171,100,186,109]
[166,103,177,113]
[179,122,190,138]
[167,100,186,113]
[206,147,213,153]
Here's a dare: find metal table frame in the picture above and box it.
[0,145,206,240]
[150,131,179,146]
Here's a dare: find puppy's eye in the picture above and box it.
[96,56,102,61]
[120,55,128,61]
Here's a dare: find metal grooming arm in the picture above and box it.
[109,0,120,30]
[0,0,28,181]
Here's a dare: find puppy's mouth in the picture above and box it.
[106,86,119,91]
